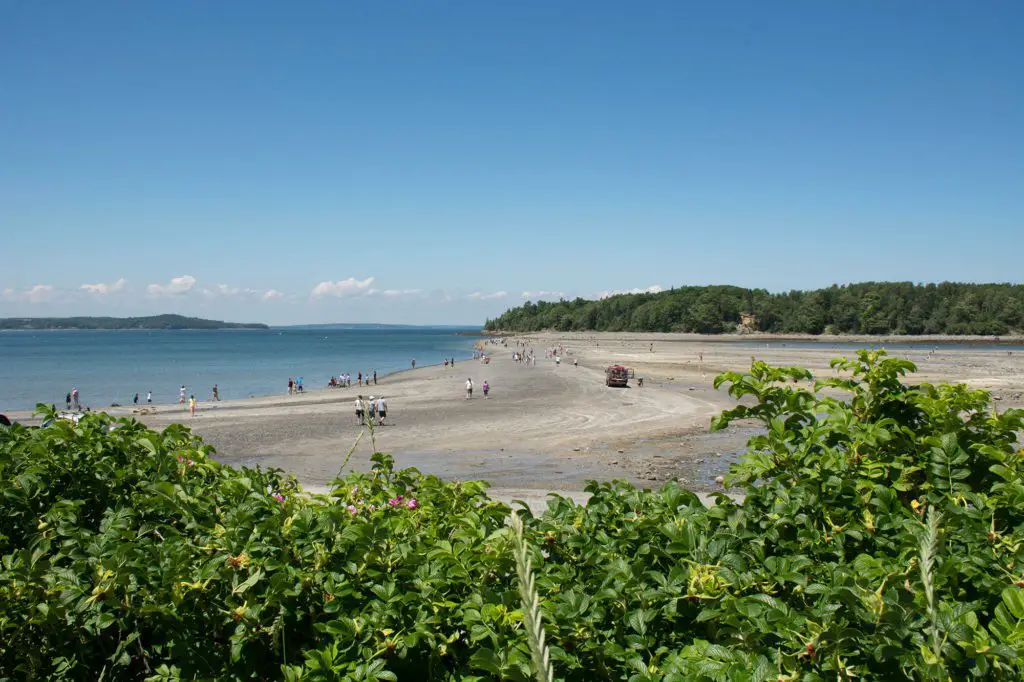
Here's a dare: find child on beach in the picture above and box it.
[179,385,186,404]
[465,378,473,399]
[482,381,489,398]
[189,394,197,416]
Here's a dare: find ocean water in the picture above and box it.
[0,327,478,412]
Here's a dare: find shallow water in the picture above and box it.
[0,327,477,411]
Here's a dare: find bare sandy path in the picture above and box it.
[17,332,1022,494]
[133,348,716,489]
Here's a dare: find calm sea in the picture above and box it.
[0,327,479,411]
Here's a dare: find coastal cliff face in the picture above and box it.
[0,314,268,330]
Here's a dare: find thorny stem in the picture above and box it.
[510,510,554,682]
[919,507,944,673]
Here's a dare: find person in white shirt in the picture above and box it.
[377,396,387,425]
[465,378,473,399]
[354,396,364,424]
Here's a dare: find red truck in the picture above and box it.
[605,365,629,387]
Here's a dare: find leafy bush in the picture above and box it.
[1,351,1023,680]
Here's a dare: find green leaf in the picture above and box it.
[233,568,263,595]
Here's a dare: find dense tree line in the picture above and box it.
[485,282,1024,335]
[0,314,267,330]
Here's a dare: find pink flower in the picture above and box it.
[347,504,357,515]
[187,459,195,467]
[388,498,399,507]
[406,499,419,510]
[272,493,285,503]
[368,504,376,512]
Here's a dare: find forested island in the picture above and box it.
[485,282,1024,335]
[0,314,268,330]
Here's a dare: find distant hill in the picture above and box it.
[0,314,269,330]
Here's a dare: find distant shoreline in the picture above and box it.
[0,327,268,333]
[0,314,267,331]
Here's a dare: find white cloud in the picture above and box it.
[521,290,566,300]
[147,275,197,296]
[370,288,422,298]
[262,289,284,301]
[468,291,508,300]
[80,278,126,295]
[311,277,375,299]
[200,284,264,299]
[3,284,55,303]
[597,285,664,299]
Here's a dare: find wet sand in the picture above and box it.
[16,333,1023,497]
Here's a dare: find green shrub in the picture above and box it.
[1,350,1023,680]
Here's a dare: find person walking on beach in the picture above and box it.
[482,380,489,398]
[179,385,186,404]
[411,359,416,369]
[212,384,220,401]
[147,389,152,404]
[465,378,473,399]
[373,370,377,385]
[368,396,377,424]
[72,387,80,411]
[287,378,294,395]
[134,392,139,405]
[189,394,197,417]
[65,391,72,410]
[357,371,363,387]
[377,396,387,425]
[354,395,364,424]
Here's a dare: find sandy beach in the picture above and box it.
[65,332,1018,499]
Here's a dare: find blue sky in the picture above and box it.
[1,1,1021,325]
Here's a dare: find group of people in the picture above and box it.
[64,387,81,411]
[354,394,388,425]
[287,377,305,394]
[130,389,155,405]
[513,350,535,365]
[327,370,377,389]
[464,378,490,399]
